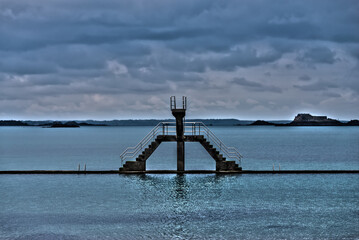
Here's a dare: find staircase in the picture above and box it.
[119,122,243,172]
[120,137,162,172]
[195,135,242,171]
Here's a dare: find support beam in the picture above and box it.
[171,96,186,172]
[172,109,186,172]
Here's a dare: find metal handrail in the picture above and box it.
[120,121,177,165]
[183,122,242,165]
[120,122,163,165]
[120,121,242,167]
[170,96,187,110]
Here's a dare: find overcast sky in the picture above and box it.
[0,0,358,120]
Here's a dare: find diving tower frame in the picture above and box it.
[119,96,242,172]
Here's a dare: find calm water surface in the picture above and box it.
[0,126,358,239]
[0,126,358,170]
[0,174,358,239]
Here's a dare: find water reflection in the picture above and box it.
[117,174,246,238]
[1,174,356,239]
[172,175,188,200]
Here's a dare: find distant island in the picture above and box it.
[250,120,275,126]
[0,120,29,126]
[279,113,358,126]
[1,119,251,127]
[0,115,358,127]
[49,121,80,128]
[251,114,359,126]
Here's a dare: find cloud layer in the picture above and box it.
[0,0,358,120]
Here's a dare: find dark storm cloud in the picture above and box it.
[293,81,338,91]
[297,47,337,64]
[322,92,341,98]
[231,77,282,93]
[0,0,358,119]
[298,75,311,81]
[208,48,282,71]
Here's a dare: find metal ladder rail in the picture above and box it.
[183,122,241,163]
[185,122,242,165]
[194,122,242,158]
[203,128,242,165]
[120,122,161,156]
[120,128,164,166]
[120,122,177,165]
[202,126,242,163]
[120,127,163,166]
[120,123,164,165]
[160,122,177,135]
[183,121,240,158]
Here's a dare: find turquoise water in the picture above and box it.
[1,126,359,239]
[0,126,358,170]
[0,174,358,239]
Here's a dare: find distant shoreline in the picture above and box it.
[1,118,358,127]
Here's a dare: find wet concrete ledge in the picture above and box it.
[0,170,358,174]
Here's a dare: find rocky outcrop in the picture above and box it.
[250,120,275,126]
[287,114,343,126]
[346,120,359,126]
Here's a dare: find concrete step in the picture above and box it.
[120,160,145,171]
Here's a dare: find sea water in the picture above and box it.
[0,126,358,239]
[0,126,358,170]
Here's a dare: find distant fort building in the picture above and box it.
[294,113,331,122]
[290,113,343,126]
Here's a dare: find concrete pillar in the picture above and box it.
[177,141,185,171]
[172,109,186,172]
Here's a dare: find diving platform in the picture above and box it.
[119,96,243,172]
